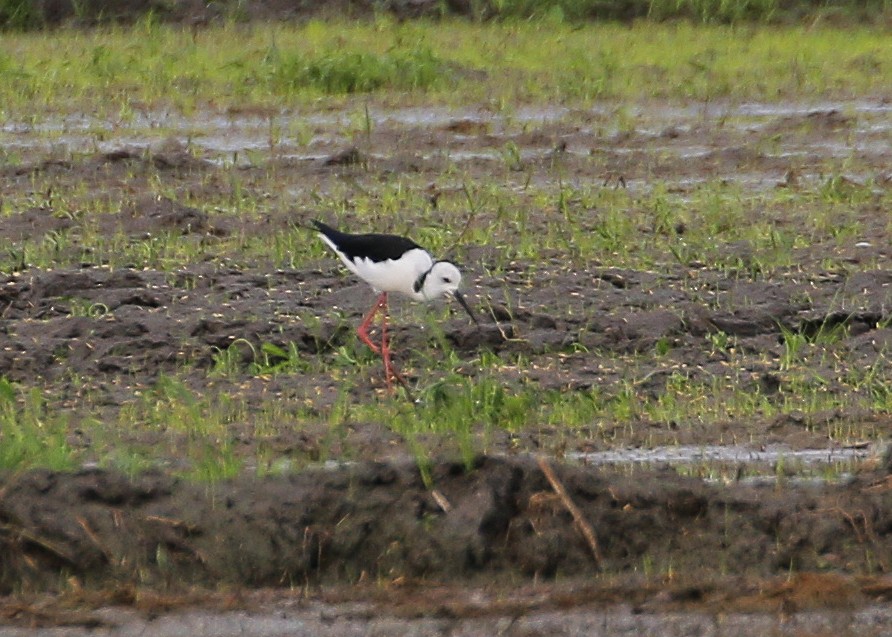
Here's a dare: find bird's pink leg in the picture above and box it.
[380,305,400,389]
[356,292,387,355]
[380,303,393,389]
[357,293,407,392]
[378,297,407,391]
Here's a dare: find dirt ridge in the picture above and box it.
[1,456,891,593]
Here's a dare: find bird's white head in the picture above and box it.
[416,261,478,324]
[418,261,463,300]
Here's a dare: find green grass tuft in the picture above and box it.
[0,378,74,471]
[263,46,448,95]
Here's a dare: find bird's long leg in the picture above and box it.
[356,292,387,355]
[357,293,409,394]
[379,296,409,393]
[380,301,393,389]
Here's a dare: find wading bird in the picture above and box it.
[314,220,477,389]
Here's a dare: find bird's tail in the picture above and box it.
[309,219,343,243]
[288,216,333,235]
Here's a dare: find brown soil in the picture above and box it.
[1,95,892,632]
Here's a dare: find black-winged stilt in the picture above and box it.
[313,220,477,388]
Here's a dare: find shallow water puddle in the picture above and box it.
[567,444,875,482]
[569,444,871,465]
[3,99,888,152]
[308,445,874,481]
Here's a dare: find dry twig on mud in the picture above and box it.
[76,517,111,562]
[816,504,888,573]
[863,475,892,493]
[537,456,603,567]
[0,521,77,566]
[143,514,200,534]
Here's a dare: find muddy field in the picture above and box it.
[1,98,892,634]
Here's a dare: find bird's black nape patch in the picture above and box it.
[314,220,423,263]
[413,267,431,293]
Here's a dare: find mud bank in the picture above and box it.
[2,456,891,590]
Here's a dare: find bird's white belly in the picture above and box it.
[350,249,432,298]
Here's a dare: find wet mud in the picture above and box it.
[1,98,892,632]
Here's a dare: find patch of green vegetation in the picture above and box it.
[651,0,781,23]
[1,21,891,117]
[4,0,892,30]
[499,0,891,24]
[211,340,312,378]
[0,378,74,471]
[106,377,267,480]
[329,338,891,450]
[0,0,41,30]
[262,47,448,94]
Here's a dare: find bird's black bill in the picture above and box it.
[454,291,479,325]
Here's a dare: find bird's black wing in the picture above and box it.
[314,220,423,263]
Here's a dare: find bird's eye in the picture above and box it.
[442,277,452,283]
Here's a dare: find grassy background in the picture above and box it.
[0,20,890,117]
